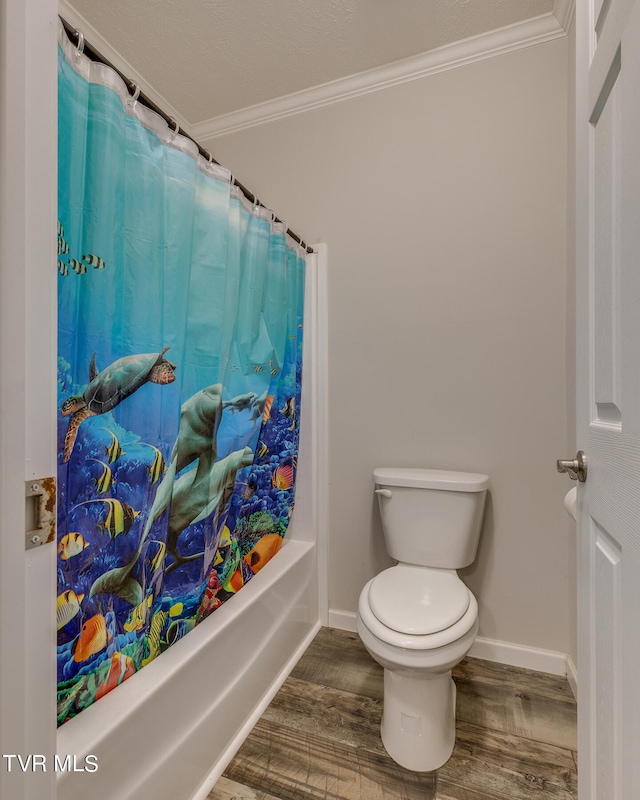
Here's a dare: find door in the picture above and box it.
[0,0,58,798]
[576,0,640,796]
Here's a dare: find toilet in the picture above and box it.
[356,467,489,772]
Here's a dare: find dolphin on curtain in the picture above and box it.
[89,384,260,604]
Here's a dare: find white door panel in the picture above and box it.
[576,0,640,796]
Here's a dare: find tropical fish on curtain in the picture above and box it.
[55,27,306,724]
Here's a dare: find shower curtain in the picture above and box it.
[56,30,305,724]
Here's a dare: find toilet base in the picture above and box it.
[380,668,456,772]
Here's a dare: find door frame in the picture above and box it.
[0,0,58,798]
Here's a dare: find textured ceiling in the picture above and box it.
[66,0,555,125]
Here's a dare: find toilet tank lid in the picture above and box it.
[373,468,489,492]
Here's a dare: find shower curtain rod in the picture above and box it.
[59,16,313,254]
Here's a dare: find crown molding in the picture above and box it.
[59,1,574,143]
[58,0,192,135]
[554,0,577,32]
[193,10,568,141]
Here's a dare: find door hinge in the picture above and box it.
[25,477,56,550]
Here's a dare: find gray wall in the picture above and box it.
[206,36,572,654]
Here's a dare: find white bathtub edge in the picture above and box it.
[57,539,319,800]
[190,617,322,800]
[57,540,315,761]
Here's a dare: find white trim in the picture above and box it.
[312,244,330,628]
[566,654,578,701]
[329,609,359,633]
[60,1,574,143]
[58,0,192,135]
[554,0,577,32]
[469,636,568,677]
[329,610,570,677]
[190,619,322,800]
[193,11,567,139]
[1,1,58,798]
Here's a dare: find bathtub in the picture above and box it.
[56,249,327,800]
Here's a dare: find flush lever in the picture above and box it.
[556,451,587,483]
[375,488,393,499]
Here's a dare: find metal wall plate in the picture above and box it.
[25,477,56,550]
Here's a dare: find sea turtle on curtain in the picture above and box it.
[61,348,176,462]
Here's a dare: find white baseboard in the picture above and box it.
[329,608,571,678]
[566,655,578,701]
[468,636,568,677]
[328,608,358,633]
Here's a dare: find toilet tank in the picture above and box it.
[373,468,489,569]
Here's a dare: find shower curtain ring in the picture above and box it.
[169,119,179,138]
[127,81,140,109]
[75,30,85,58]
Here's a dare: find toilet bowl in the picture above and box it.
[356,468,488,772]
[357,567,478,771]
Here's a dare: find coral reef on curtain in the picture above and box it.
[55,39,305,725]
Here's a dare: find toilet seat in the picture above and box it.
[358,574,478,651]
[368,565,470,635]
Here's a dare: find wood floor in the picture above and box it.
[208,627,577,800]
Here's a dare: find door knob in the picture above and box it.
[556,450,587,482]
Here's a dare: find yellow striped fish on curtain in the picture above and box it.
[56,28,305,724]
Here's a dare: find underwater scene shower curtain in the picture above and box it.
[56,32,305,724]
